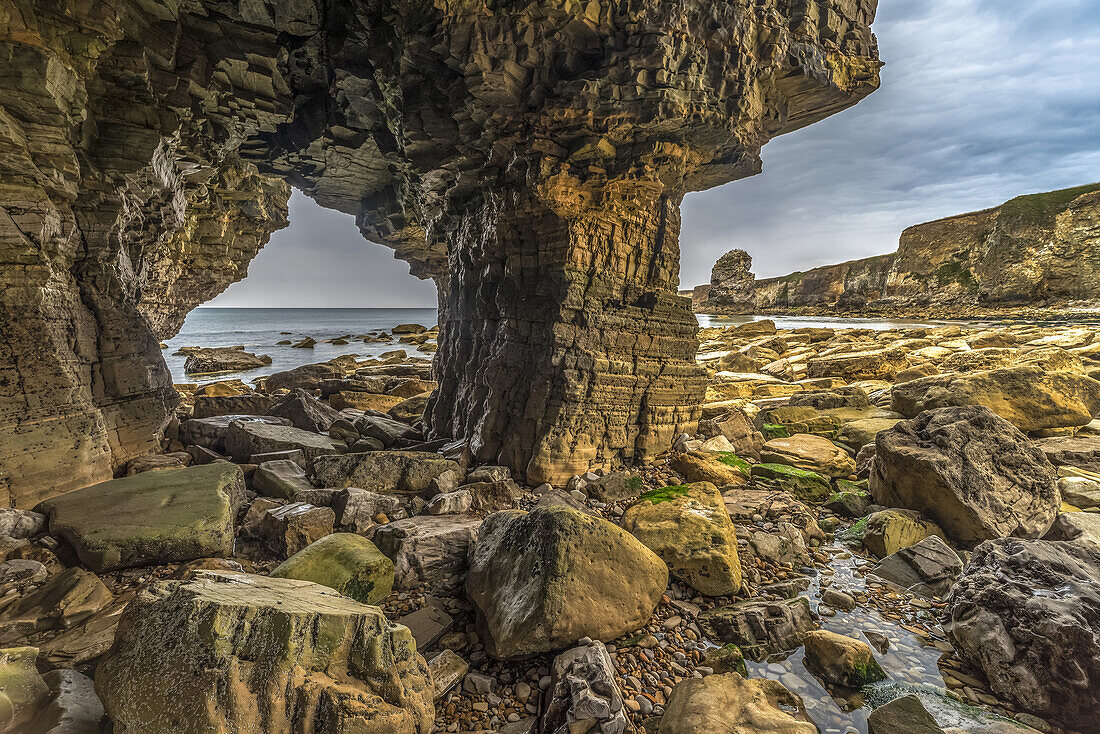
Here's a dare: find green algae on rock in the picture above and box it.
[271,533,394,604]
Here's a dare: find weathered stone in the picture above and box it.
[541,641,627,734]
[251,459,313,500]
[1058,476,1100,509]
[224,421,345,464]
[750,463,833,503]
[467,506,667,659]
[95,572,433,734]
[373,515,481,592]
[657,674,817,734]
[333,488,406,533]
[871,535,963,597]
[271,532,393,604]
[178,415,289,453]
[0,647,50,731]
[891,367,1100,432]
[264,364,342,392]
[125,452,189,475]
[0,568,113,642]
[862,510,947,559]
[803,630,886,688]
[697,598,816,661]
[808,348,908,381]
[947,539,1100,729]
[356,414,419,447]
[268,388,343,433]
[740,523,812,568]
[1045,511,1100,548]
[621,482,741,596]
[871,406,1060,544]
[314,452,462,495]
[38,463,244,571]
[867,695,946,734]
[837,417,903,450]
[760,434,856,478]
[398,606,453,652]
[701,249,756,313]
[0,509,46,539]
[1033,435,1100,473]
[256,502,335,557]
[191,393,275,419]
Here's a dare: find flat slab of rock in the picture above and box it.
[1033,435,1100,473]
[271,532,393,604]
[314,451,463,494]
[761,434,856,478]
[223,420,345,463]
[94,572,434,734]
[39,462,245,571]
[178,414,289,452]
[870,406,1059,544]
[890,366,1100,432]
[191,393,274,419]
[467,506,667,659]
[947,538,1100,730]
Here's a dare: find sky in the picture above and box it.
[209,0,1100,307]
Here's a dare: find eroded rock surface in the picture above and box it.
[1,0,881,505]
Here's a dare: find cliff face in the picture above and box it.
[744,183,1100,314]
[0,0,881,506]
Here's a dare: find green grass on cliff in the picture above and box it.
[998,182,1100,225]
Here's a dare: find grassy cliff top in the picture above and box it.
[998,181,1100,225]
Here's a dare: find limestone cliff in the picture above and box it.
[735,183,1100,315]
[0,0,881,506]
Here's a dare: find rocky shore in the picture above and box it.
[2,319,1099,734]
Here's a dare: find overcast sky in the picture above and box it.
[210,0,1100,307]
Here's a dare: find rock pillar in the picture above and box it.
[427,179,706,484]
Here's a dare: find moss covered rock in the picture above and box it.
[95,572,433,734]
[271,533,394,604]
[750,463,832,503]
[466,506,667,659]
[38,462,245,572]
[621,482,741,596]
[803,630,886,688]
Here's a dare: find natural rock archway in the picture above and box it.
[0,0,880,506]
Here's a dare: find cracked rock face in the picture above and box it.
[0,0,880,504]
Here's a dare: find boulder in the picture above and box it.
[223,421,345,463]
[251,459,313,499]
[0,568,113,642]
[333,488,406,533]
[389,395,429,423]
[870,535,963,597]
[466,506,667,659]
[263,363,341,391]
[870,406,1059,544]
[268,388,342,433]
[18,667,105,734]
[540,641,627,734]
[313,452,462,494]
[890,367,1100,432]
[760,434,855,478]
[621,482,741,596]
[271,533,394,604]
[355,414,419,447]
[750,463,833,503]
[867,695,946,734]
[669,451,748,487]
[740,523,812,568]
[125,453,189,475]
[255,501,335,557]
[862,509,947,559]
[184,347,270,374]
[710,409,765,459]
[837,417,903,451]
[1058,476,1100,509]
[656,674,817,734]
[331,391,404,412]
[697,598,816,661]
[802,630,886,688]
[807,348,907,381]
[946,538,1100,729]
[95,572,433,734]
[583,472,646,503]
[1032,435,1100,473]
[38,462,244,571]
[373,515,481,592]
[1045,511,1100,548]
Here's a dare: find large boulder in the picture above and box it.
[223,421,345,463]
[466,506,667,659]
[656,673,817,734]
[271,533,394,604]
[263,362,342,392]
[313,452,463,494]
[372,515,481,592]
[669,451,748,487]
[802,630,886,688]
[621,482,741,596]
[890,367,1100,432]
[38,462,245,571]
[870,406,1059,544]
[946,539,1100,730]
[95,572,433,734]
[760,434,855,478]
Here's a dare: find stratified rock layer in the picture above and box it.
[1,0,881,503]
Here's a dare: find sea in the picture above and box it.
[164,307,952,384]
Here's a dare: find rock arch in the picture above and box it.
[0,0,880,506]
